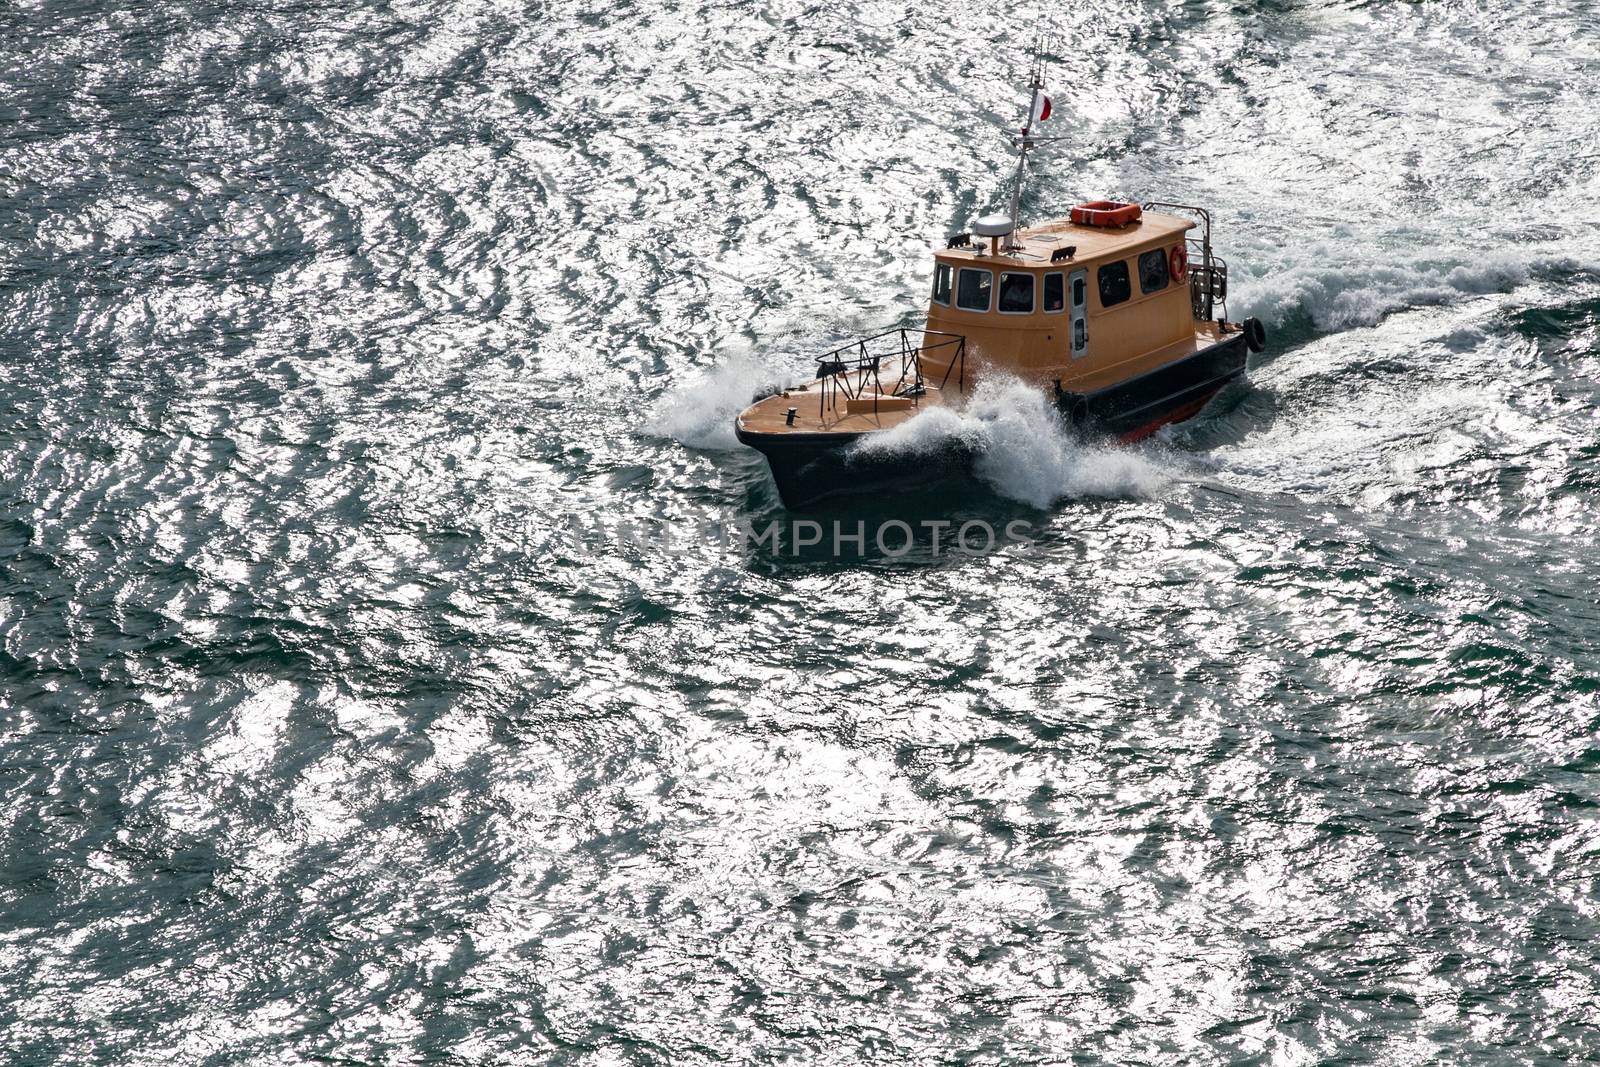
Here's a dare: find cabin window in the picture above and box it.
[1098,261,1131,308]
[1138,249,1170,294]
[1072,275,1087,309]
[1074,319,1087,350]
[931,263,952,305]
[956,268,992,312]
[998,272,1034,314]
[1043,272,1065,313]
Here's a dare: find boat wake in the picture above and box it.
[853,375,1171,509]
[1232,236,1595,334]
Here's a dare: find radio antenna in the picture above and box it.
[1004,38,1051,251]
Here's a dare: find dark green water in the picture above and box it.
[3,1,1600,1063]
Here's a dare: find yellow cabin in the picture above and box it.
[924,210,1201,393]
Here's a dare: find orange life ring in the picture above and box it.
[1170,243,1188,282]
[1069,200,1142,228]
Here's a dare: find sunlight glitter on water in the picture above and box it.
[3,0,1600,1062]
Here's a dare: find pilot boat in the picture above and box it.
[734,56,1268,509]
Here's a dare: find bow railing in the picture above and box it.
[812,328,966,422]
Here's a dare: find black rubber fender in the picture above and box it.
[1244,317,1268,354]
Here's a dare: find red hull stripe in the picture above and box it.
[1115,389,1220,443]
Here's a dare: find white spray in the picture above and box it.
[645,349,786,451]
[854,375,1171,509]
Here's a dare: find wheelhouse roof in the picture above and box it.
[936,211,1193,270]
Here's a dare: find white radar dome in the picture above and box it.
[970,214,1015,237]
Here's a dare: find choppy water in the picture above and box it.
[4,1,1600,1063]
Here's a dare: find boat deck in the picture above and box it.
[737,321,1231,437]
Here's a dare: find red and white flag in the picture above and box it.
[1032,93,1053,123]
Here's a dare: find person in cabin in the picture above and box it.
[999,272,1034,314]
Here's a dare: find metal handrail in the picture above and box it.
[1143,201,1225,322]
[813,328,966,422]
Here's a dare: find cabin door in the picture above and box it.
[1069,269,1089,358]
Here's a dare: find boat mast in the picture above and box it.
[1004,43,1047,251]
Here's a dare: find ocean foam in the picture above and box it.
[1229,238,1572,334]
[855,375,1171,509]
[646,350,786,450]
